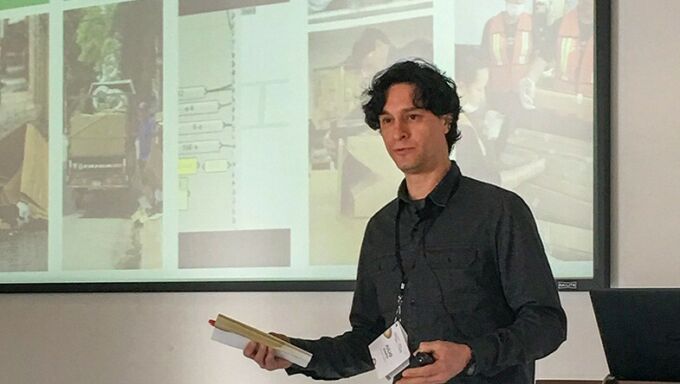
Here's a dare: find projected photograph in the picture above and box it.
[177,0,299,269]
[454,0,595,277]
[309,16,433,265]
[62,0,163,271]
[0,14,49,273]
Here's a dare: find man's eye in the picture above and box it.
[408,114,420,120]
[380,117,392,125]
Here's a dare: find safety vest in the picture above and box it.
[484,13,533,93]
[554,9,594,97]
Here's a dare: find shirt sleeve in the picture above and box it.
[285,221,385,380]
[467,191,567,376]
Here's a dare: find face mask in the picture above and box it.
[506,3,523,18]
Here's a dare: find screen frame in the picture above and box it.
[0,0,611,294]
[556,0,611,291]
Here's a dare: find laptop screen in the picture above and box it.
[590,289,680,382]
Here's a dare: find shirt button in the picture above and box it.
[410,299,416,305]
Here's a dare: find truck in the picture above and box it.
[66,80,136,208]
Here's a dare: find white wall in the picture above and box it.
[609,0,680,288]
[3,1,680,383]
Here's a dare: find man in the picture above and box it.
[244,60,566,383]
[136,101,156,171]
[456,53,546,190]
[550,0,594,97]
[455,53,503,185]
[481,0,534,107]
[521,0,595,105]
[480,0,535,160]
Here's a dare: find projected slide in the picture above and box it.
[0,13,49,272]
[62,0,163,271]
[0,0,601,286]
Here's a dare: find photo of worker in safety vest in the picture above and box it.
[479,0,536,159]
[454,0,597,265]
[521,0,595,111]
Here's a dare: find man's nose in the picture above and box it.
[392,118,409,140]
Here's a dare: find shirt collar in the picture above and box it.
[397,161,462,208]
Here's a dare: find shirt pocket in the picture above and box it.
[424,246,484,313]
[425,246,506,338]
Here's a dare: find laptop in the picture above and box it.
[590,289,680,382]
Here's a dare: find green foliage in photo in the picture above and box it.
[0,0,48,11]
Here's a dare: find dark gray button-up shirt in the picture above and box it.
[288,161,566,383]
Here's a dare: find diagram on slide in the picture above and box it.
[177,1,302,269]
[178,8,237,229]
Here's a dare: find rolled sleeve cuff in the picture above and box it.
[284,338,315,376]
[466,334,497,376]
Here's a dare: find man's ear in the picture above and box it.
[441,114,453,133]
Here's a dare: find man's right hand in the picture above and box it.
[243,334,293,371]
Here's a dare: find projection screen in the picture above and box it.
[0,0,610,292]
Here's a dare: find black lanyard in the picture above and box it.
[392,198,439,324]
[390,165,460,325]
[393,202,407,324]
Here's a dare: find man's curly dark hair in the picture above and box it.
[362,59,462,153]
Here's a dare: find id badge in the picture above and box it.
[368,321,411,381]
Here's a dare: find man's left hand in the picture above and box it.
[396,341,472,384]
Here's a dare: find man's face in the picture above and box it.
[460,68,489,110]
[535,0,548,14]
[504,0,526,21]
[378,83,451,176]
